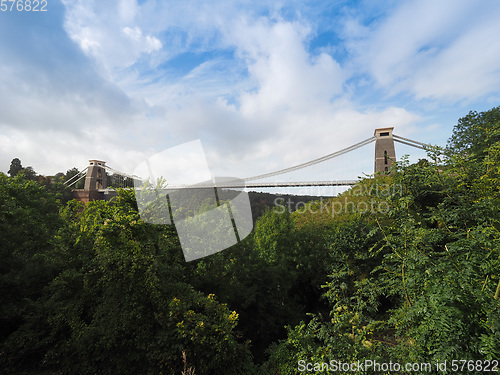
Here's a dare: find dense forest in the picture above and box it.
[1,107,500,374]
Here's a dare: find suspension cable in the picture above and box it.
[94,133,429,187]
[64,167,88,187]
[103,165,141,181]
[243,136,376,182]
[393,134,431,148]
[394,138,426,150]
[65,169,88,187]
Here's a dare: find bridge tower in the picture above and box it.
[374,127,396,174]
[84,160,107,191]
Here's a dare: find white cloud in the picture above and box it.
[6,0,494,181]
[122,26,162,53]
[230,19,345,114]
[411,15,500,100]
[62,0,162,76]
[347,0,500,101]
[49,2,423,180]
[119,0,139,23]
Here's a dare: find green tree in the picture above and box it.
[7,158,23,177]
[264,107,500,371]
[0,173,64,355]
[263,214,387,374]
[186,207,331,363]
[17,166,38,181]
[1,190,255,374]
[447,106,500,160]
[186,211,304,364]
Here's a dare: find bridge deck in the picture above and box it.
[97,180,358,192]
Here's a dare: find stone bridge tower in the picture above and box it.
[72,160,108,203]
[374,127,396,174]
[84,160,107,191]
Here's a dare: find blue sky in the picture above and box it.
[1,0,500,189]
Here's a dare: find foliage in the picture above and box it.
[17,166,38,181]
[0,173,64,347]
[447,106,500,161]
[264,107,500,373]
[1,190,254,374]
[187,210,308,363]
[8,158,23,177]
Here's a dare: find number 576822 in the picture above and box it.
[0,0,47,12]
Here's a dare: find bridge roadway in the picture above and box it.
[97,180,358,192]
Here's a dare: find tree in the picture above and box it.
[264,108,500,371]
[17,166,38,181]
[0,173,64,358]
[447,106,500,161]
[7,158,22,177]
[1,190,255,374]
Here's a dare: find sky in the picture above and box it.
[1,0,500,191]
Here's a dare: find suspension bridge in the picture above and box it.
[65,127,430,202]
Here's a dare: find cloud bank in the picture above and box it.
[0,0,499,183]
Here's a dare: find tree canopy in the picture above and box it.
[7,158,23,177]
